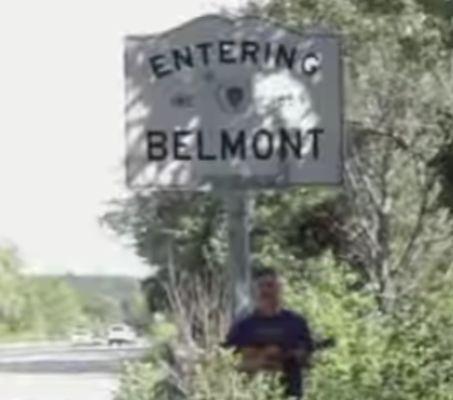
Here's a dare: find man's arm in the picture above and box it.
[285,316,314,367]
[225,319,270,373]
[224,318,245,348]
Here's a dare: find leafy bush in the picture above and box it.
[286,254,389,400]
[189,349,286,400]
[0,246,87,340]
[115,349,287,400]
[116,362,165,400]
[284,253,453,400]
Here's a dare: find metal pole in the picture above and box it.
[225,190,253,319]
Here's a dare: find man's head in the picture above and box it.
[253,267,282,315]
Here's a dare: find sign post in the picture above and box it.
[124,15,343,318]
[226,190,253,317]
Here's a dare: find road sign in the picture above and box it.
[125,15,343,190]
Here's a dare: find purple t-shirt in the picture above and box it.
[226,309,313,397]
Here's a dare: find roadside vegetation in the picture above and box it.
[0,245,149,341]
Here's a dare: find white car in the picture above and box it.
[107,324,136,346]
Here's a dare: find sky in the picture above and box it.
[0,0,248,277]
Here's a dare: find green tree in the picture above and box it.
[0,245,89,340]
[79,293,121,331]
[28,278,87,338]
[0,246,28,336]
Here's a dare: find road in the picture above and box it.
[0,343,149,400]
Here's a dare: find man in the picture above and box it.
[225,268,314,399]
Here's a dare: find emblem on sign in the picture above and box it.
[217,79,251,114]
[226,86,244,109]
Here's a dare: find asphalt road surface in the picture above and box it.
[0,343,149,400]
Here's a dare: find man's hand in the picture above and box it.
[239,345,313,372]
[240,345,285,372]
[282,347,312,368]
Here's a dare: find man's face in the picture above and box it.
[255,274,281,309]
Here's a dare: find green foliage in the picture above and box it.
[377,267,453,400]
[278,252,453,400]
[285,254,388,399]
[121,292,153,332]
[79,293,121,331]
[115,349,287,400]
[0,245,144,340]
[0,247,29,334]
[102,193,224,271]
[57,274,150,332]
[102,193,227,314]
[26,277,87,338]
[190,349,286,400]
[253,188,342,266]
[116,362,167,400]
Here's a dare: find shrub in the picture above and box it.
[115,348,287,400]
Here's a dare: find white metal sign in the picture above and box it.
[125,15,343,190]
